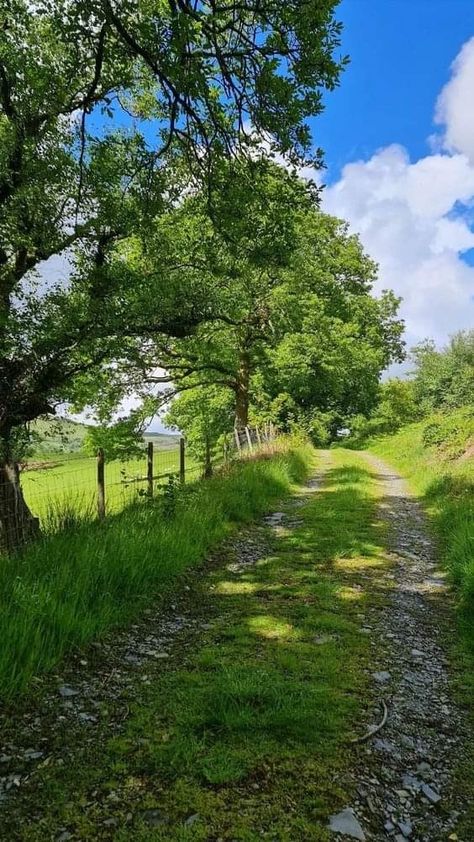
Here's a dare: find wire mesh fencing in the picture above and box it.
[0,424,278,551]
[15,442,187,531]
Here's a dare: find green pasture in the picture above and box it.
[21,448,201,526]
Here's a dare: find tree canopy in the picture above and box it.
[0,0,347,549]
[127,165,405,440]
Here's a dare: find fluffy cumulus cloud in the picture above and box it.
[322,38,474,351]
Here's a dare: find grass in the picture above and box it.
[0,441,311,700]
[2,450,391,840]
[21,447,202,525]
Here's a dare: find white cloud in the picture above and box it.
[435,36,474,162]
[320,38,474,352]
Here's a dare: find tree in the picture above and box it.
[165,387,234,476]
[141,187,404,432]
[0,0,347,550]
[411,331,474,412]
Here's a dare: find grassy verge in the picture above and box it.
[0,441,310,700]
[5,450,390,841]
[368,421,474,651]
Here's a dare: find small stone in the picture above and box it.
[78,712,97,723]
[402,774,421,791]
[373,671,391,683]
[57,833,73,842]
[329,808,365,840]
[314,634,335,645]
[448,834,459,841]
[421,783,441,804]
[59,685,79,698]
[185,814,200,827]
[416,762,433,781]
[23,750,44,760]
[397,819,412,837]
[103,818,118,827]
[384,820,395,833]
[142,808,168,827]
[411,648,424,657]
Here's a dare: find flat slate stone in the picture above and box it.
[373,671,391,683]
[329,807,365,840]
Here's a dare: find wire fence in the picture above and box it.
[0,425,277,549]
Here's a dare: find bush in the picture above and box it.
[422,408,474,459]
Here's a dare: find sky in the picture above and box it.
[313,0,474,352]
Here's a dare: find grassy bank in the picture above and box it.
[368,416,474,651]
[0,441,311,700]
[4,450,389,841]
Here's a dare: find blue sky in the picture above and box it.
[312,1,474,355]
[317,0,474,183]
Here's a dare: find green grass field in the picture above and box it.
[21,448,201,527]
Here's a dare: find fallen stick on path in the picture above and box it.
[349,699,388,744]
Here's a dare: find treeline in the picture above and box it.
[349,330,474,456]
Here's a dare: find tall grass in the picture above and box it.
[368,417,474,649]
[0,442,312,700]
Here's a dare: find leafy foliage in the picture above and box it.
[411,331,474,412]
[139,168,405,441]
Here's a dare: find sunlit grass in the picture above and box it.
[0,443,311,699]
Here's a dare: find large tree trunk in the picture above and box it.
[235,350,250,429]
[0,460,40,554]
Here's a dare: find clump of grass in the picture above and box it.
[0,441,311,700]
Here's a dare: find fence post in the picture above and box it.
[147,441,154,497]
[97,448,105,520]
[179,437,185,484]
[204,436,213,478]
[234,428,241,454]
[244,425,253,451]
[255,426,262,446]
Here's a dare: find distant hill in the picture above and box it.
[30,417,90,455]
[29,417,180,456]
[143,431,181,451]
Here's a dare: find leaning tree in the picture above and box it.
[0,0,347,550]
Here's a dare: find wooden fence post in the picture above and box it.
[255,426,262,446]
[234,428,241,454]
[147,441,154,497]
[97,448,105,520]
[204,436,213,478]
[179,437,185,484]
[244,425,253,451]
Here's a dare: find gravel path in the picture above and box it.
[330,452,468,842]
